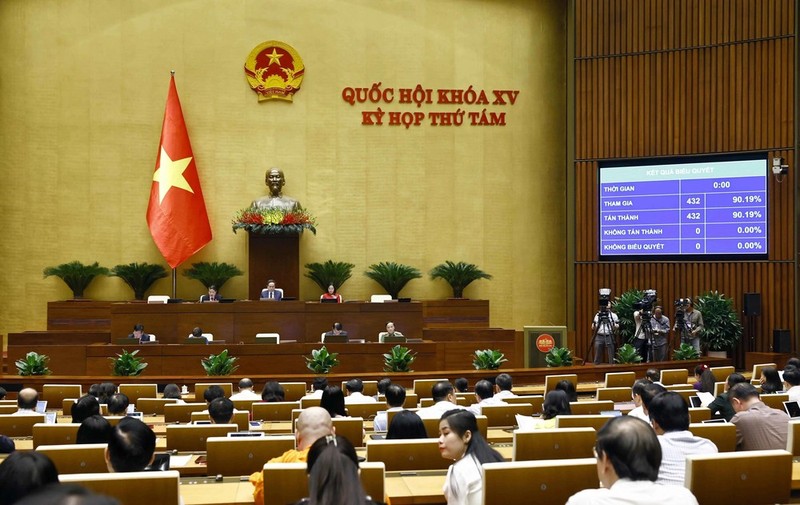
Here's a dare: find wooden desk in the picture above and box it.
[181,477,255,505]
[385,471,447,505]
[109,301,424,344]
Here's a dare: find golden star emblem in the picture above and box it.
[153,147,194,204]
[266,48,283,66]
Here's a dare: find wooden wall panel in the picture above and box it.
[573,0,796,358]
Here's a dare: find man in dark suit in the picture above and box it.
[200,285,221,303]
[323,322,348,342]
[260,279,282,301]
[127,324,152,343]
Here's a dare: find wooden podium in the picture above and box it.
[248,233,300,299]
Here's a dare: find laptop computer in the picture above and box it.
[689,396,703,408]
[383,335,407,343]
[219,298,235,303]
[320,298,339,304]
[784,400,800,418]
[35,400,48,413]
[701,418,727,424]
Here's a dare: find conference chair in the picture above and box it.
[595,387,632,403]
[262,462,384,505]
[146,295,169,304]
[420,396,470,408]
[688,407,711,423]
[760,393,789,410]
[0,405,16,415]
[342,380,379,397]
[252,401,300,421]
[481,404,535,427]
[33,423,80,448]
[413,378,450,397]
[786,420,800,457]
[38,443,108,474]
[569,400,613,415]
[0,400,16,406]
[370,294,392,303]
[280,382,308,401]
[402,393,419,409]
[365,438,450,471]
[689,423,736,452]
[482,458,598,505]
[136,397,179,415]
[60,471,180,505]
[685,450,792,505]
[0,413,45,437]
[255,332,280,344]
[165,424,238,451]
[164,403,206,423]
[710,366,735,381]
[190,410,249,431]
[714,381,726,396]
[752,363,777,381]
[604,371,635,388]
[332,417,365,447]
[300,397,322,409]
[232,398,260,412]
[386,409,420,430]
[422,415,488,439]
[206,435,295,476]
[62,398,78,416]
[43,384,82,404]
[503,395,545,412]
[544,374,577,394]
[669,389,696,402]
[555,415,613,431]
[512,428,596,461]
[194,382,233,399]
[659,369,689,385]
[118,384,158,406]
[346,402,383,420]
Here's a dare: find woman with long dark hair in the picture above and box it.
[760,367,783,394]
[534,390,572,429]
[293,435,383,505]
[321,386,348,418]
[438,409,503,505]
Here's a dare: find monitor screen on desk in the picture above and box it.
[324,334,349,344]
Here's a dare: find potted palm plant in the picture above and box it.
[305,260,355,293]
[429,261,492,299]
[111,262,169,300]
[183,262,243,291]
[364,262,421,299]
[43,261,109,299]
[673,343,700,361]
[615,343,643,364]
[696,290,743,357]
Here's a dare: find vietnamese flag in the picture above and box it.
[146,74,212,269]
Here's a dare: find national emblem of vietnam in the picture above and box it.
[244,41,305,102]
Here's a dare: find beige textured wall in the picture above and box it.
[0,0,567,338]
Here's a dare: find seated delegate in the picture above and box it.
[320,284,342,303]
[260,279,282,301]
[199,285,221,303]
[378,321,404,343]
[127,323,153,343]
[322,322,348,343]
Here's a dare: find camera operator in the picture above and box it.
[592,302,619,364]
[650,306,670,361]
[633,310,647,361]
[674,298,703,353]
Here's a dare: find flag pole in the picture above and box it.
[172,268,177,299]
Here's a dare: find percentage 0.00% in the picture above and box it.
[737,242,763,250]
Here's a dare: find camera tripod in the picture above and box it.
[634,315,656,362]
[588,310,616,364]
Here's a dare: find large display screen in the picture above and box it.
[599,155,768,260]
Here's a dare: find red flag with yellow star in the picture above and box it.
[146,75,212,269]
